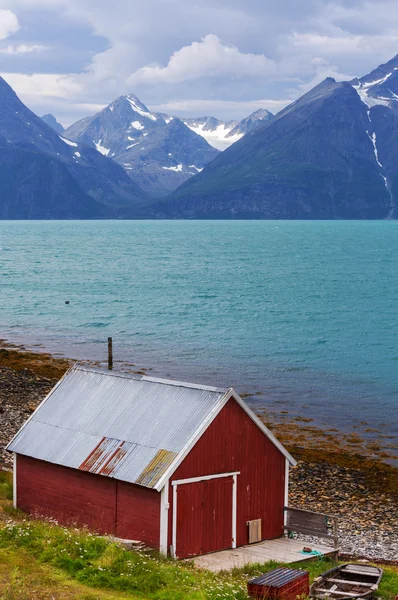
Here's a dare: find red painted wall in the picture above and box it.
[168,397,286,556]
[116,481,160,545]
[17,455,117,534]
[16,455,160,548]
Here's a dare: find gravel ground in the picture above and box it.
[0,364,397,562]
[289,461,398,562]
[0,366,54,466]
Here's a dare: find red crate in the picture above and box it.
[247,568,309,599]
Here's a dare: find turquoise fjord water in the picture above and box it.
[0,220,397,448]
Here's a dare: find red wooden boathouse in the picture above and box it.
[7,366,296,559]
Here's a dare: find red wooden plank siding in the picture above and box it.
[202,476,233,554]
[175,477,233,558]
[16,455,161,547]
[16,454,117,534]
[116,481,160,547]
[169,397,285,554]
[175,482,204,558]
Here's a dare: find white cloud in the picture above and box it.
[0,9,19,41]
[149,98,289,120]
[2,0,398,125]
[289,60,356,98]
[289,30,398,60]
[0,44,48,54]
[0,73,82,100]
[130,34,277,85]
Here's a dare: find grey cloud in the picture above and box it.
[1,0,398,124]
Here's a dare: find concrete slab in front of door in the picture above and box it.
[191,537,336,572]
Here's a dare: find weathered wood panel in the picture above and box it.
[284,507,339,548]
[247,519,262,543]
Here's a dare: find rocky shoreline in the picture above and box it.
[289,461,398,562]
[0,346,397,564]
[0,365,57,466]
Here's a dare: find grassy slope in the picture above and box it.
[0,472,397,600]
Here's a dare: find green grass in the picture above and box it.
[0,517,248,600]
[0,471,13,502]
[1,517,397,600]
[0,471,397,599]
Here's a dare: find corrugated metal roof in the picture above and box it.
[249,568,307,587]
[8,367,228,488]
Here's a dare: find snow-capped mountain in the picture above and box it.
[159,54,398,219]
[64,95,219,197]
[350,53,398,214]
[0,77,149,218]
[351,54,398,110]
[182,110,274,150]
[40,113,64,134]
[182,117,239,150]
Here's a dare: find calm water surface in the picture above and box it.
[0,220,397,447]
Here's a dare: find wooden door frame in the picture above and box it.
[170,471,240,559]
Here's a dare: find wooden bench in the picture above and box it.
[284,506,339,551]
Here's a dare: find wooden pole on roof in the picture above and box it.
[108,337,113,370]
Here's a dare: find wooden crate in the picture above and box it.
[247,568,309,600]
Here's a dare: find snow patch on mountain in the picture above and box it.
[162,164,183,172]
[94,139,110,156]
[352,73,394,108]
[59,136,77,147]
[183,110,274,151]
[185,121,240,150]
[131,120,145,130]
[367,130,383,167]
[126,95,157,121]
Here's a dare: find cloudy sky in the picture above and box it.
[1,0,398,126]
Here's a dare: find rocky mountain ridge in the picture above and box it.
[159,57,398,219]
[40,113,65,134]
[64,95,219,197]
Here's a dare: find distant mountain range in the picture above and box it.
[182,110,274,150]
[0,77,149,218]
[158,55,398,219]
[63,95,219,197]
[62,99,272,196]
[2,53,398,219]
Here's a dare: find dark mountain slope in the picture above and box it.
[226,109,274,138]
[0,77,149,218]
[161,78,392,218]
[0,136,104,218]
[40,114,64,134]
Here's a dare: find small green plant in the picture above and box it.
[0,471,13,502]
